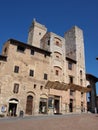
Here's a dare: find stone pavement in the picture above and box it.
[0,113,98,130]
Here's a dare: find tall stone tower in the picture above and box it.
[65,26,87,112]
[65,26,86,86]
[27,19,47,48]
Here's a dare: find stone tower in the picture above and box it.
[27,19,47,48]
[65,26,86,86]
[65,26,87,112]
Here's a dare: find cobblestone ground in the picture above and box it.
[0,113,98,130]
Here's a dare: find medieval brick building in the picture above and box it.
[0,19,90,116]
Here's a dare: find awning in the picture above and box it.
[45,81,67,90]
[66,83,91,92]
[45,81,91,93]
[9,100,19,104]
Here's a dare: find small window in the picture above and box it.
[44,73,48,80]
[39,32,41,35]
[81,92,84,98]
[34,84,36,89]
[56,41,59,46]
[31,49,34,55]
[68,62,72,70]
[40,86,43,90]
[13,83,19,93]
[70,89,74,96]
[48,40,50,45]
[17,45,25,52]
[29,70,34,77]
[56,55,59,58]
[69,76,73,83]
[55,70,59,76]
[14,66,19,73]
[80,70,82,75]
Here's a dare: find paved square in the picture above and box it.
[0,114,98,130]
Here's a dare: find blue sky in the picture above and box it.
[0,0,98,93]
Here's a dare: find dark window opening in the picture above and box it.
[81,92,84,97]
[55,70,59,76]
[13,83,19,93]
[14,66,19,73]
[70,89,74,96]
[56,41,59,46]
[34,84,36,89]
[31,49,34,55]
[29,70,34,77]
[56,55,59,58]
[40,86,43,90]
[39,32,41,35]
[48,40,50,45]
[69,76,73,83]
[17,46,25,53]
[44,73,48,80]
[68,62,72,70]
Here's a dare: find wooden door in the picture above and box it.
[26,95,33,115]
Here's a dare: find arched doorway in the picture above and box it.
[8,98,19,116]
[26,95,33,115]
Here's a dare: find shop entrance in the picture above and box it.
[8,98,18,116]
[54,99,59,113]
[69,99,73,112]
[39,98,47,114]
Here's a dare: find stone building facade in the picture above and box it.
[0,19,90,116]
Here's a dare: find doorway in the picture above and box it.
[39,98,47,114]
[9,103,17,116]
[69,99,73,112]
[26,95,33,115]
[54,99,60,113]
[8,98,18,116]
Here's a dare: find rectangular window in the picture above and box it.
[44,73,48,80]
[14,66,19,73]
[34,84,36,89]
[68,62,72,70]
[29,70,34,77]
[17,45,25,53]
[81,92,84,98]
[31,49,34,55]
[13,83,19,93]
[69,76,73,83]
[70,90,74,96]
[48,40,50,45]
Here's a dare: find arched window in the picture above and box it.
[54,37,62,47]
[54,66,62,76]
